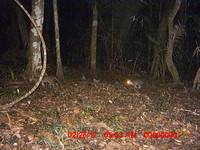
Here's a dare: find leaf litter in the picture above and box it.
[0,70,200,149]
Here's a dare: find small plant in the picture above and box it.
[45,109,59,118]
[8,67,15,80]
[81,75,86,80]
[2,88,17,100]
[93,78,100,83]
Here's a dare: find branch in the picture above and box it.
[177,108,200,116]
[170,0,182,21]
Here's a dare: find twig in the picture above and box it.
[6,112,12,129]
[177,108,200,116]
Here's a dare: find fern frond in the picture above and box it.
[146,34,157,45]
[173,22,185,46]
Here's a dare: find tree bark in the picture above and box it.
[90,4,98,71]
[193,67,200,89]
[16,5,29,49]
[151,2,172,77]
[1,0,47,110]
[53,0,64,79]
[25,0,44,77]
[166,0,181,83]
[43,0,53,64]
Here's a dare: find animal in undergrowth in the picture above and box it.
[41,76,56,87]
[125,79,144,90]
[29,76,59,88]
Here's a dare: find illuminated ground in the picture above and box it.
[0,69,200,149]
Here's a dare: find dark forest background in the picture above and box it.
[0,0,200,81]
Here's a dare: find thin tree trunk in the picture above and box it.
[193,67,200,89]
[166,0,181,83]
[151,1,174,77]
[16,5,29,49]
[150,6,168,77]
[53,0,64,79]
[43,0,53,64]
[25,0,44,77]
[159,0,163,22]
[90,4,98,71]
[110,1,114,71]
[147,4,153,72]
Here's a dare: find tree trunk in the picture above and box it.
[16,5,29,49]
[147,4,153,72]
[53,0,64,79]
[90,4,98,71]
[43,0,53,64]
[166,0,181,83]
[25,0,44,77]
[150,2,170,77]
[150,1,178,78]
[110,1,114,71]
[193,67,200,89]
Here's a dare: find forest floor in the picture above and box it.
[0,68,200,149]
